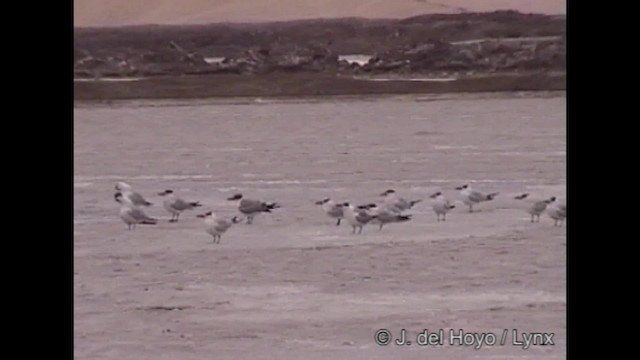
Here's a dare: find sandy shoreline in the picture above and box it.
[74,94,566,359]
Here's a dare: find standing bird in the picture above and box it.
[429,192,456,222]
[364,203,412,230]
[547,202,567,227]
[227,193,280,224]
[455,184,499,212]
[114,192,158,230]
[157,189,202,222]
[315,198,344,226]
[514,193,556,223]
[196,211,241,243]
[379,189,422,213]
[342,202,378,234]
[114,181,153,207]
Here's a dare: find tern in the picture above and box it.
[114,192,157,230]
[196,211,241,243]
[547,202,567,227]
[455,184,499,212]
[315,198,344,226]
[429,192,456,222]
[380,189,422,213]
[114,181,153,207]
[227,193,280,224]
[364,203,412,230]
[157,189,202,222]
[341,202,378,234]
[514,193,556,223]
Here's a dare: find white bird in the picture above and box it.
[227,193,280,224]
[315,198,344,226]
[455,184,499,212]
[514,193,556,223]
[547,201,567,227]
[341,202,378,234]
[114,192,158,230]
[362,203,412,230]
[114,181,153,207]
[157,189,202,222]
[196,211,241,243]
[379,189,422,213]
[429,192,456,222]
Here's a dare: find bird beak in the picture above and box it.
[314,200,324,205]
[455,186,463,190]
[196,213,205,218]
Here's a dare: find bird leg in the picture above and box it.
[358,226,363,234]
[336,218,341,226]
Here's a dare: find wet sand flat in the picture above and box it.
[74,92,566,359]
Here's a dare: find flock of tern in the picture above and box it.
[113,181,566,243]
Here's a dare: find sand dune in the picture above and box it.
[74,0,566,27]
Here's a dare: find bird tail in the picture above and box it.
[409,199,423,207]
[447,204,456,209]
[143,201,153,206]
[190,202,202,207]
[264,202,280,211]
[486,192,499,200]
[141,218,158,225]
[397,214,412,222]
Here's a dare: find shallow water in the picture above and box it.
[74,92,565,186]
